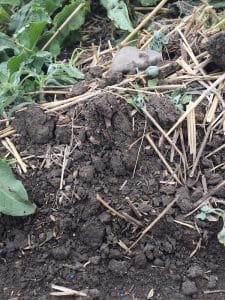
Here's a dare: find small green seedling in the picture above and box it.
[126,93,145,110]
[0,159,36,216]
[150,30,168,53]
[169,90,192,113]
[145,65,160,78]
[197,204,225,246]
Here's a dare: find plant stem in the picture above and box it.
[42,3,85,51]
[120,0,169,47]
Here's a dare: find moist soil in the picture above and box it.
[1,2,225,297]
[1,93,225,300]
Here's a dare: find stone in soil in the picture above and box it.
[108,259,128,275]
[182,280,198,296]
[80,220,105,250]
[187,265,203,278]
[12,104,56,144]
[207,31,225,70]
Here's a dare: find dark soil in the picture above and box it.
[1,92,225,300]
[1,1,225,299]
[207,31,225,70]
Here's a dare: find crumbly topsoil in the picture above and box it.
[1,93,225,300]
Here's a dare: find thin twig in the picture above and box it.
[142,105,185,171]
[132,119,147,178]
[129,195,179,249]
[190,111,225,177]
[185,180,225,217]
[42,3,85,51]
[145,133,182,184]
[50,284,87,297]
[2,138,27,173]
[120,0,169,46]
[166,72,225,137]
[96,193,142,227]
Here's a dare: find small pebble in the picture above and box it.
[182,280,197,296]
[153,258,164,267]
[108,259,128,275]
[207,275,218,289]
[187,265,203,278]
[51,246,70,260]
[134,251,147,269]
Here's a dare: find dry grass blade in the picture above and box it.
[50,284,87,297]
[190,238,202,257]
[142,105,185,170]
[205,143,225,159]
[145,133,182,184]
[120,0,169,46]
[185,180,225,217]
[187,101,196,160]
[173,219,195,229]
[204,290,225,295]
[42,3,85,51]
[42,90,101,111]
[129,195,179,249]
[206,94,219,123]
[96,193,143,227]
[206,83,224,123]
[0,126,16,139]
[190,110,225,177]
[166,72,225,137]
[60,145,70,190]
[2,138,27,173]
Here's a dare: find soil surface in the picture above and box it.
[1,92,225,300]
[1,2,225,299]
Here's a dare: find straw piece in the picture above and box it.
[187,101,196,160]
[130,195,179,249]
[3,138,27,173]
[166,72,225,137]
[120,0,169,46]
[145,133,182,184]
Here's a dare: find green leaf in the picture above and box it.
[100,0,133,32]
[9,1,50,33]
[145,65,159,77]
[0,0,20,4]
[140,0,159,6]
[0,160,36,216]
[43,0,90,55]
[0,5,10,24]
[18,21,48,50]
[148,78,158,87]
[45,63,84,86]
[182,94,192,105]
[41,0,61,15]
[7,52,28,73]
[22,50,51,74]
[218,227,225,246]
[126,93,145,110]
[150,30,168,52]
[0,32,19,54]
[196,211,206,220]
[201,205,215,214]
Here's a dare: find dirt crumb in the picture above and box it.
[12,105,56,144]
[80,220,105,249]
[187,265,203,278]
[207,31,225,70]
[51,246,70,260]
[108,259,128,275]
[134,251,147,269]
[182,280,198,296]
[147,95,180,127]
